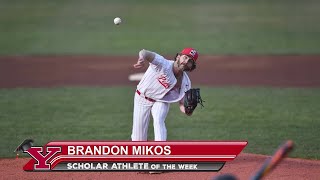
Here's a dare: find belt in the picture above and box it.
[136,90,156,102]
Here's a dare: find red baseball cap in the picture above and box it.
[180,47,199,61]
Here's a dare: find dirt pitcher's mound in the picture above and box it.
[1,153,319,180]
[1,55,320,88]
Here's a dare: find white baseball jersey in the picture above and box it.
[132,52,191,141]
[137,53,191,102]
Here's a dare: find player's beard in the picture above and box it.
[177,58,187,71]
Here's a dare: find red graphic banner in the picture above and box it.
[23,141,247,171]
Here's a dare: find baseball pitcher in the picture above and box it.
[131,48,204,141]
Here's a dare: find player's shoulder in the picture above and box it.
[183,71,191,79]
[182,72,192,88]
[154,52,167,61]
[153,53,172,66]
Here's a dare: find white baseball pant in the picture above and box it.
[131,92,170,141]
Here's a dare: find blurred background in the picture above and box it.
[1,0,320,55]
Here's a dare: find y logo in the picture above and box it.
[26,147,61,170]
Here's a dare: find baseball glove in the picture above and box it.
[184,88,204,115]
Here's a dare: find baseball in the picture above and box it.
[114,17,122,25]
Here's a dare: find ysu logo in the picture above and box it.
[26,147,61,170]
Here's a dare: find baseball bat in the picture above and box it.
[250,140,294,180]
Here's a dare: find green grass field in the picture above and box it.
[1,87,320,159]
[1,0,320,55]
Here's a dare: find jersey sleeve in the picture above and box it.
[149,53,169,71]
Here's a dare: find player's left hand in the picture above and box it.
[180,104,192,116]
[184,88,204,115]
